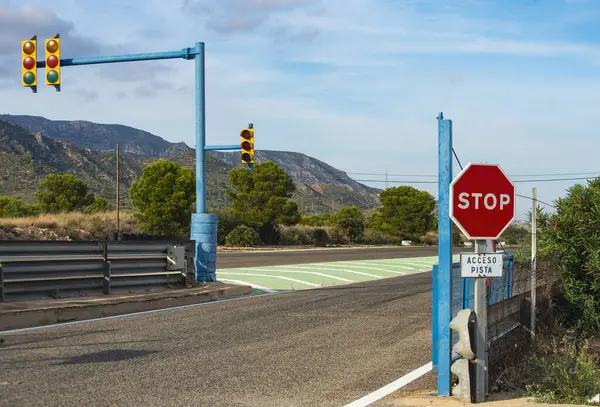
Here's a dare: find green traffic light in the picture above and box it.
[241,153,252,162]
[47,70,59,83]
[23,72,35,85]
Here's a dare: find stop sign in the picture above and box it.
[450,162,515,240]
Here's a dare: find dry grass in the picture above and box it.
[0,211,141,240]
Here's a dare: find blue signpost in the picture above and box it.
[437,112,453,396]
[26,38,243,283]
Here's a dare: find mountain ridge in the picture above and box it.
[0,116,381,213]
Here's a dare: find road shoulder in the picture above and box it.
[0,282,252,331]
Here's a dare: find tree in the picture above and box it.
[83,195,112,213]
[35,174,93,213]
[372,186,436,240]
[129,161,195,237]
[331,206,365,243]
[227,161,300,243]
[499,225,529,245]
[538,178,600,334]
[0,196,42,218]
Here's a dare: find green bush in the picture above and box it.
[225,225,261,247]
[537,178,600,334]
[216,212,241,246]
[363,229,400,245]
[331,206,365,244]
[526,337,600,405]
[0,196,42,217]
[298,214,330,227]
[280,225,313,245]
[312,228,329,247]
[83,196,112,213]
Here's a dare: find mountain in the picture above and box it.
[0,114,172,157]
[0,115,381,213]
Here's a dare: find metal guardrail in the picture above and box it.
[0,240,196,301]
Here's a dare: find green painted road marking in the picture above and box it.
[217,255,461,292]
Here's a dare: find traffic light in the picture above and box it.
[450,309,477,402]
[45,35,60,91]
[21,36,37,93]
[240,127,254,165]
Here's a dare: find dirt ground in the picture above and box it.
[383,390,587,407]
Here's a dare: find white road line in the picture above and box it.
[218,279,278,293]
[273,264,383,278]
[244,268,355,283]
[218,272,321,287]
[351,261,427,270]
[360,260,433,268]
[317,263,408,274]
[343,362,433,407]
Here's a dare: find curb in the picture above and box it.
[0,283,253,331]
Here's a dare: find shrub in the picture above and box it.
[280,225,313,245]
[258,221,281,245]
[363,229,401,245]
[225,225,260,247]
[525,337,600,404]
[216,211,241,246]
[298,214,330,227]
[312,228,329,247]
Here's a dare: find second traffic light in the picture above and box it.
[21,36,37,93]
[240,127,254,165]
[45,35,60,91]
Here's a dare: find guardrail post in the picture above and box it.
[103,242,111,295]
[0,263,4,302]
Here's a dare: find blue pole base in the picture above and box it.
[190,213,218,282]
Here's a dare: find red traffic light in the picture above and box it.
[241,129,252,140]
[46,55,59,69]
[23,57,35,70]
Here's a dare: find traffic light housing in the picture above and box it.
[21,36,37,92]
[45,35,60,91]
[240,127,254,165]
[450,309,477,402]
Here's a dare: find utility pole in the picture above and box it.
[531,187,537,342]
[116,144,120,234]
[385,170,388,189]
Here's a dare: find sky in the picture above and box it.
[1,0,600,220]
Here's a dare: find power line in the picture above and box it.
[452,148,464,170]
[516,193,557,209]
[346,171,600,179]
[354,176,595,185]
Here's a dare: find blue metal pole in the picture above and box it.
[189,42,217,282]
[437,112,453,397]
[195,42,206,214]
[204,144,239,151]
[36,48,197,68]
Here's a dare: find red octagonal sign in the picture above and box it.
[450,162,516,240]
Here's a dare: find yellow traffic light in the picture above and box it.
[21,36,37,92]
[240,128,254,165]
[45,35,60,90]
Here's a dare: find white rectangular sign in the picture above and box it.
[460,253,503,278]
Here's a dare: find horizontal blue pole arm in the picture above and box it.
[36,47,200,68]
[204,145,240,151]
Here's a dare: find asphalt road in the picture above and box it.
[0,273,434,407]
[217,246,470,268]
